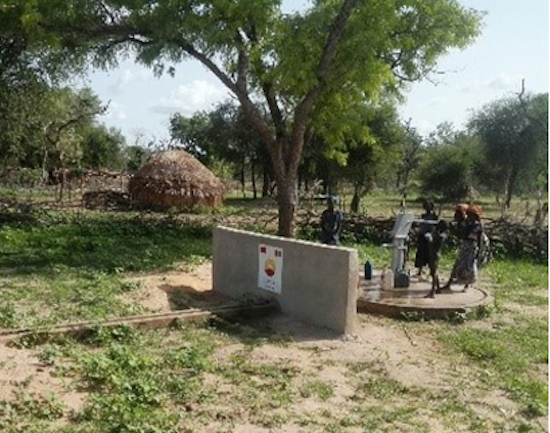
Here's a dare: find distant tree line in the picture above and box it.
[169,90,548,214]
[1,0,547,229]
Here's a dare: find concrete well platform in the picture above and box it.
[357,273,492,319]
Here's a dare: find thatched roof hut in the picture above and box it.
[128,150,224,209]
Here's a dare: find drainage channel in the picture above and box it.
[0,302,279,342]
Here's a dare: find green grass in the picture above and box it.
[0,213,211,274]
[0,200,547,432]
[0,213,212,328]
[0,322,301,433]
[442,317,548,417]
[299,379,335,400]
[439,258,548,418]
[488,259,549,306]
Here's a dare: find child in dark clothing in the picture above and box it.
[320,196,343,245]
[415,199,438,279]
[425,219,449,298]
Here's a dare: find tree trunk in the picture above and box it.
[505,168,519,209]
[276,176,297,238]
[41,148,49,184]
[240,159,246,199]
[251,161,257,200]
[350,184,361,213]
[262,165,270,197]
[59,169,65,202]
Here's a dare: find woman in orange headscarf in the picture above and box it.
[440,204,483,292]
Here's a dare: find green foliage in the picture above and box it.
[299,380,335,400]
[170,101,270,195]
[441,258,548,417]
[0,212,212,327]
[418,124,482,202]
[487,259,549,306]
[0,391,67,422]
[445,321,548,416]
[80,124,127,170]
[0,213,211,274]
[8,0,483,234]
[468,92,549,205]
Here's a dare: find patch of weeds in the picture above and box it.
[296,413,321,427]
[399,310,426,322]
[0,213,213,327]
[323,423,345,433]
[0,391,67,421]
[442,318,548,416]
[0,301,17,327]
[349,404,425,432]
[164,341,214,374]
[82,393,178,433]
[44,324,230,432]
[214,351,298,410]
[253,412,288,429]
[77,325,139,347]
[37,343,65,366]
[488,260,548,306]
[12,331,47,349]
[346,360,380,375]
[468,304,495,320]
[444,310,468,324]
[353,375,408,400]
[299,379,334,400]
[119,280,142,292]
[434,394,493,432]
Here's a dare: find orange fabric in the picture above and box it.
[466,205,482,216]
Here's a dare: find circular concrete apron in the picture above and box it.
[357,273,492,319]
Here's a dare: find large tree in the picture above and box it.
[342,101,405,213]
[469,92,549,208]
[17,0,482,236]
[418,125,482,202]
[81,123,127,171]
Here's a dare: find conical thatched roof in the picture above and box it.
[128,150,224,208]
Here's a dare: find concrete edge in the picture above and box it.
[357,289,493,319]
[0,303,280,342]
[215,226,357,254]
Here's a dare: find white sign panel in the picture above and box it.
[258,244,283,294]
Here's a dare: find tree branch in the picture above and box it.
[289,0,359,173]
[244,25,287,141]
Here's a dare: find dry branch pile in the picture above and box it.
[82,191,130,210]
[305,215,548,263]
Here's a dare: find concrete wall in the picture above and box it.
[213,226,359,334]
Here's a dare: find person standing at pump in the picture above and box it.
[440,204,483,292]
[320,196,343,245]
[414,199,438,279]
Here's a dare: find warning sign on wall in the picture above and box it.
[258,244,283,294]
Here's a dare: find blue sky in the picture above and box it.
[80,0,549,144]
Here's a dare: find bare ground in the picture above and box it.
[0,261,547,432]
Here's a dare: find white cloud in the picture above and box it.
[426,96,447,107]
[488,73,516,90]
[459,73,520,94]
[149,80,228,115]
[107,68,150,94]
